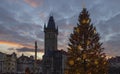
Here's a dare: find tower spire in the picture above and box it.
[47,16,56,29]
[35,41,37,61]
[34,41,38,73]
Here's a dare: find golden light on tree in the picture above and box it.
[86,19,90,24]
[75,27,80,33]
[78,45,81,50]
[81,19,90,24]
[95,60,98,65]
[77,57,81,61]
[68,59,74,66]
[82,19,86,24]
[83,53,86,59]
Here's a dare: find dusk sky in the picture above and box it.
[0,0,120,59]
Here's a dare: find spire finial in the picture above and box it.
[50,11,53,17]
[50,7,54,17]
[82,0,86,9]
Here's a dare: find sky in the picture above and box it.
[0,0,120,59]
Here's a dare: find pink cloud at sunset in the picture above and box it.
[24,0,43,7]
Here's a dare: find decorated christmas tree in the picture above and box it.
[65,8,108,74]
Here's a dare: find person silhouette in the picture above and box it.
[25,67,30,74]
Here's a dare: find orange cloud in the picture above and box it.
[24,0,43,7]
[0,41,23,47]
[0,40,34,48]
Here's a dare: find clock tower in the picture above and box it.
[44,16,58,56]
[42,16,66,74]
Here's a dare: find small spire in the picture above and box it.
[82,0,86,9]
[49,7,54,16]
[35,41,37,50]
[44,23,46,29]
[50,11,53,17]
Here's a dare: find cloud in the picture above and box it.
[15,47,43,52]
[0,41,24,47]
[97,13,120,40]
[24,0,43,7]
[0,1,44,49]
[96,13,120,57]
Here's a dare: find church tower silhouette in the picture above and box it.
[42,16,66,74]
[44,16,58,55]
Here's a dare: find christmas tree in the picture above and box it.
[65,8,108,74]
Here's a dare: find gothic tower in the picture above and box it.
[42,16,58,74]
[44,16,58,55]
[42,16,65,74]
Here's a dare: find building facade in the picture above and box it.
[17,54,34,74]
[17,42,42,74]
[108,57,120,74]
[0,52,5,74]
[0,41,42,74]
[3,52,17,74]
